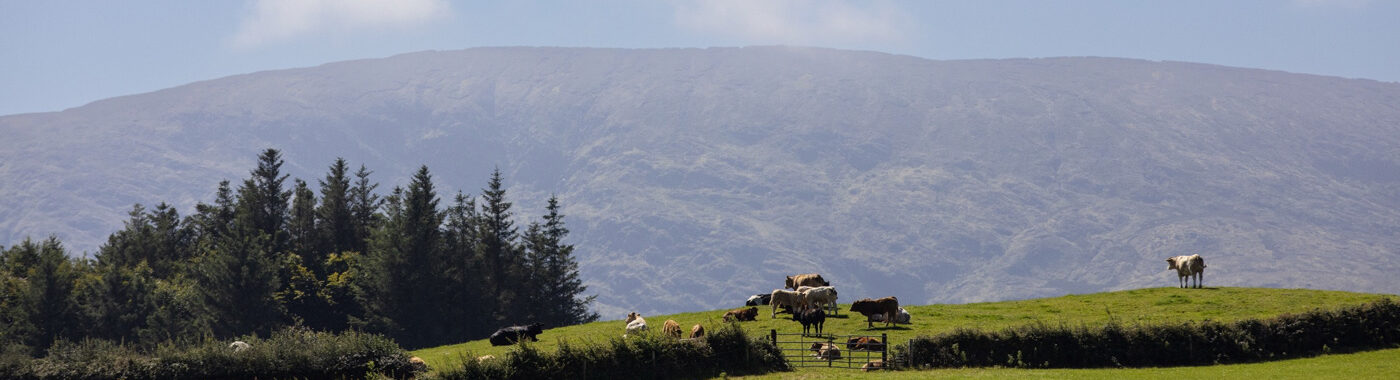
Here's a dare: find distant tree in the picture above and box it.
[349,164,382,255]
[477,168,524,323]
[317,158,357,259]
[522,196,598,327]
[75,260,157,344]
[192,232,284,337]
[288,179,320,271]
[357,166,446,348]
[442,191,487,338]
[100,203,190,280]
[234,148,292,256]
[188,180,237,248]
[0,238,83,351]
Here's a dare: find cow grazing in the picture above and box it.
[799,286,839,314]
[868,307,911,324]
[745,293,772,306]
[1166,254,1207,288]
[489,323,545,346]
[770,289,805,318]
[689,324,705,339]
[723,307,758,322]
[850,297,900,328]
[793,306,826,336]
[810,342,842,361]
[846,336,884,351]
[785,273,830,290]
[625,312,649,336]
[662,319,682,339]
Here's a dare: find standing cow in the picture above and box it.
[1166,254,1207,288]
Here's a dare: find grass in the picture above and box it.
[411,287,1396,376]
[730,347,1400,379]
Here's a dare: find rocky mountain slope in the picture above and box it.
[2,47,1398,317]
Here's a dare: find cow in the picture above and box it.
[1166,254,1207,288]
[810,342,842,361]
[846,336,884,351]
[785,273,830,290]
[625,312,649,336]
[689,324,705,339]
[799,286,839,315]
[745,293,772,306]
[770,289,805,318]
[489,323,544,346]
[862,360,885,372]
[868,307,911,324]
[662,319,682,339]
[723,307,758,322]
[793,306,826,336]
[850,297,900,328]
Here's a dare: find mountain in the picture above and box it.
[2,47,1398,317]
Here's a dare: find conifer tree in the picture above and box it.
[288,179,320,269]
[477,168,523,323]
[349,164,382,254]
[357,166,446,347]
[523,196,598,326]
[317,158,357,258]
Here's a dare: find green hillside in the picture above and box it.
[412,287,1395,374]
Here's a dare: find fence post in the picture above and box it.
[882,333,888,369]
[770,329,777,344]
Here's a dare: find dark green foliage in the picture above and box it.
[522,196,599,327]
[0,238,83,353]
[437,323,788,380]
[191,232,285,337]
[896,298,1400,369]
[477,168,524,324]
[357,166,450,348]
[0,327,424,380]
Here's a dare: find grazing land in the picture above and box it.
[412,287,1395,375]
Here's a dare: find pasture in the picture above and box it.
[411,287,1396,376]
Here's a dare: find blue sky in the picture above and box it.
[2,0,1397,116]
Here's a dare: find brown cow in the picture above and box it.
[846,336,884,351]
[785,273,830,290]
[662,319,682,339]
[689,324,705,339]
[850,296,899,328]
[723,307,759,322]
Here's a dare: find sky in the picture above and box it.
[2,0,1397,116]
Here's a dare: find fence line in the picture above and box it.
[769,330,889,370]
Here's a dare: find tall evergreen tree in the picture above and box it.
[101,203,190,280]
[477,168,523,323]
[192,232,284,337]
[188,180,237,247]
[1,238,82,351]
[523,196,598,327]
[288,179,320,269]
[317,158,356,258]
[234,148,292,255]
[349,164,382,255]
[442,192,486,338]
[357,166,446,348]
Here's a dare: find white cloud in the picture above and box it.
[231,0,450,49]
[673,0,909,45]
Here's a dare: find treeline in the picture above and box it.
[0,148,598,353]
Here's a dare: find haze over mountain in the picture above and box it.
[2,47,1398,317]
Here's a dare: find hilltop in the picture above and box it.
[2,47,1399,316]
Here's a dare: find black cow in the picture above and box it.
[489,323,544,346]
[793,306,826,336]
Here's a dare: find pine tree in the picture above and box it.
[349,164,382,255]
[193,231,284,337]
[477,168,523,324]
[442,192,486,338]
[288,179,320,270]
[234,148,292,255]
[317,158,356,258]
[357,166,446,348]
[188,180,237,247]
[524,196,598,326]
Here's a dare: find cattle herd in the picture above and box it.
[479,254,1210,369]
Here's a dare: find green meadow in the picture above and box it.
[412,287,1397,377]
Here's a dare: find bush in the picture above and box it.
[0,327,424,379]
[435,323,788,380]
[896,298,1400,369]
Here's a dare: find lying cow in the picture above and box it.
[785,273,830,290]
[745,293,772,306]
[810,342,842,361]
[723,307,758,322]
[1166,254,1207,288]
[625,312,648,336]
[850,297,900,328]
[489,323,544,346]
[846,336,884,351]
[868,307,911,324]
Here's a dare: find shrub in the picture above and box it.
[0,327,424,380]
[896,298,1400,369]
[435,323,788,380]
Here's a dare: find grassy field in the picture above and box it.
[411,287,1395,377]
[732,347,1400,379]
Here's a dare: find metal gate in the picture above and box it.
[770,330,889,370]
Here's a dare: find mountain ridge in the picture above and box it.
[2,46,1398,317]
